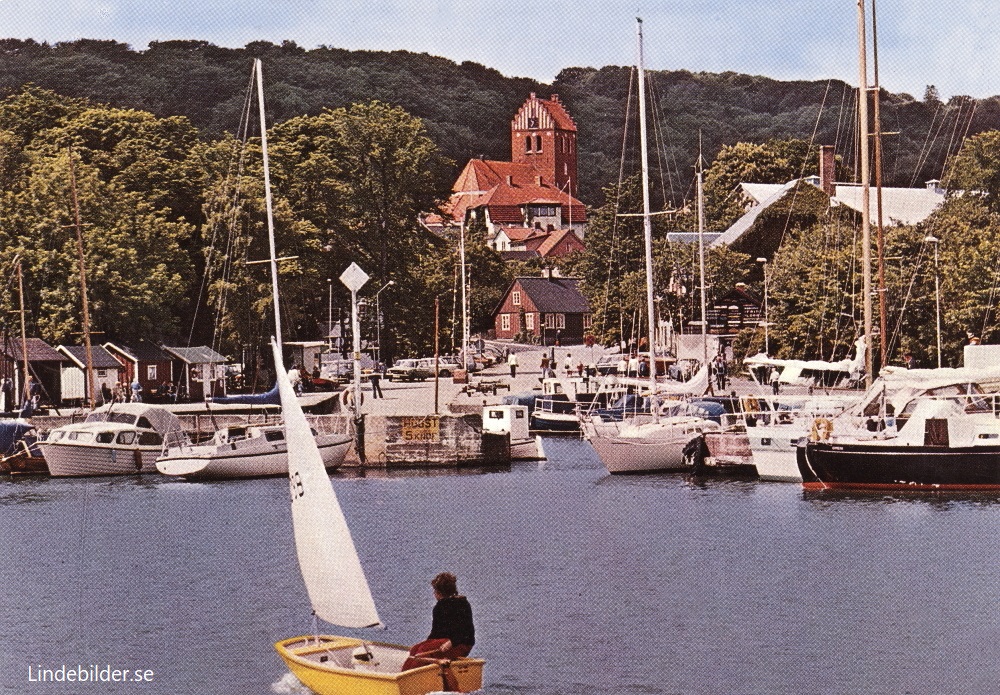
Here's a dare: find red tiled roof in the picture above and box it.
[511,93,577,132]
[500,226,548,242]
[535,229,585,257]
[540,94,577,131]
[448,158,588,224]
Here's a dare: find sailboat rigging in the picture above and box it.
[580,18,718,474]
[156,59,351,480]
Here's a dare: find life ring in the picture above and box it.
[810,417,833,441]
[340,388,365,409]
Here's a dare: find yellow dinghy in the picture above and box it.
[275,635,484,695]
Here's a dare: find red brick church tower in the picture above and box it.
[510,93,578,197]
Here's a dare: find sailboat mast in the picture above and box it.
[871,0,888,369]
[68,150,96,409]
[697,164,710,393]
[636,18,658,402]
[255,59,283,355]
[857,0,874,388]
[16,260,29,406]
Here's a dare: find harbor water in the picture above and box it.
[3,436,1000,694]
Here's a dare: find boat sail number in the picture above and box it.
[289,471,305,500]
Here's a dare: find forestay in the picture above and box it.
[271,338,381,628]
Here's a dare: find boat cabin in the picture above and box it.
[483,405,531,441]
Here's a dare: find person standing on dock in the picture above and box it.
[402,572,475,673]
[507,351,518,378]
[369,362,384,399]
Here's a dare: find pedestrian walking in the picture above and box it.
[369,362,384,399]
[507,351,518,378]
[769,367,780,395]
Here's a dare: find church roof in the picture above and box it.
[512,93,577,132]
[447,159,587,224]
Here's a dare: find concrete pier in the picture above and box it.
[342,344,598,466]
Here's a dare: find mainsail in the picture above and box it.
[271,338,381,628]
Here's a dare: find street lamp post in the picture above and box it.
[326,278,333,350]
[756,257,769,356]
[924,235,942,368]
[373,280,395,367]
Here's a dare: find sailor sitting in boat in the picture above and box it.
[402,572,475,671]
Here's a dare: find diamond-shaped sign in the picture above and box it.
[339,262,370,292]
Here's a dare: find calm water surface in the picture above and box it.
[2,437,1000,694]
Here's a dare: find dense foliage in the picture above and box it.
[1,40,1000,368]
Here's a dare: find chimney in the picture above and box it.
[819,145,836,196]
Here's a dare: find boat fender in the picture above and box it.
[740,396,760,414]
[810,417,833,441]
[340,388,364,410]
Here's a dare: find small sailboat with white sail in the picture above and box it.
[581,18,718,474]
[157,59,351,480]
[271,337,485,694]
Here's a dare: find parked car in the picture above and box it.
[386,359,431,382]
[417,356,462,378]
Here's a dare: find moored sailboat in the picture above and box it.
[581,18,717,473]
[160,59,352,480]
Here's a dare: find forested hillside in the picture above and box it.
[2,38,998,207]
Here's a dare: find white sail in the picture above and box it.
[271,338,381,628]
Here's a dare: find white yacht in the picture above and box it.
[156,422,351,479]
[40,403,183,477]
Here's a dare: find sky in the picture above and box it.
[0,0,997,100]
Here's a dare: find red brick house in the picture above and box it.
[493,275,592,345]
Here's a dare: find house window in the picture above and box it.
[556,314,565,329]
[545,313,565,329]
[501,314,511,331]
[97,369,107,377]
[535,135,542,152]
[512,291,521,306]
[525,136,532,152]
[147,365,157,381]
[584,314,593,329]
[530,205,557,217]
[526,313,535,330]
[527,116,539,129]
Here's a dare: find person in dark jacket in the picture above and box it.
[401,572,475,671]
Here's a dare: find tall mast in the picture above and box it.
[857,0,873,388]
[68,150,96,409]
[255,59,283,354]
[697,155,710,394]
[871,0,888,369]
[636,18,658,405]
[16,259,29,406]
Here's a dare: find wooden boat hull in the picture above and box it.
[799,440,1000,490]
[275,635,484,695]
